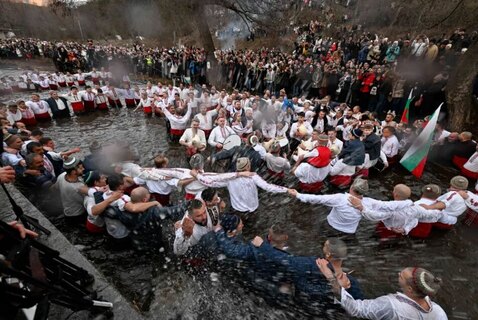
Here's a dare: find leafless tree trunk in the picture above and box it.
[447,43,478,131]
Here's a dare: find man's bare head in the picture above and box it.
[131,187,151,203]
[393,184,411,200]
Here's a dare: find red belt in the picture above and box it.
[35,112,51,120]
[143,106,152,114]
[329,175,353,188]
[299,181,323,193]
[185,193,196,200]
[170,129,185,136]
[21,117,37,126]
[96,102,108,110]
[267,168,284,178]
[461,167,478,180]
[409,223,433,238]
[84,100,95,111]
[433,222,454,230]
[71,101,84,112]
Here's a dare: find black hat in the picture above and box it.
[352,128,363,138]
[220,214,240,233]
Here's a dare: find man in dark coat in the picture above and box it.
[44,90,71,119]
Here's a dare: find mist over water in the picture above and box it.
[2,65,477,319]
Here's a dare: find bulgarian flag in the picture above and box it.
[400,103,442,178]
[400,89,414,124]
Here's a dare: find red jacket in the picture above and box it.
[359,72,375,93]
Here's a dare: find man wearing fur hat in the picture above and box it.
[421,176,468,230]
[264,141,291,180]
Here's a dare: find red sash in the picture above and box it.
[67,82,74,86]
[58,82,67,87]
[34,112,51,120]
[78,80,86,86]
[203,129,212,138]
[21,117,37,126]
[71,101,85,113]
[185,193,196,200]
[376,222,403,240]
[267,168,285,179]
[453,155,468,171]
[408,223,432,238]
[299,181,324,193]
[92,77,100,84]
[143,106,153,114]
[329,175,352,188]
[49,84,58,90]
[96,102,108,110]
[86,220,104,234]
[355,168,369,178]
[83,100,95,111]
[460,167,478,180]
[125,98,136,107]
[40,86,49,91]
[433,222,453,230]
[170,129,185,137]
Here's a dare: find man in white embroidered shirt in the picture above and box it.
[174,199,213,255]
[348,184,445,237]
[288,178,413,234]
[193,157,287,213]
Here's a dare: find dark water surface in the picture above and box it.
[1,66,476,319]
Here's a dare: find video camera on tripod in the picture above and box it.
[0,183,113,320]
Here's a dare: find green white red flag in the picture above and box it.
[400,89,414,124]
[400,103,442,178]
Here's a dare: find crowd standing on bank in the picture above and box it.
[2,28,478,318]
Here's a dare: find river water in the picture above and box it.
[1,65,476,319]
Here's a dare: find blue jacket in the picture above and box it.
[339,139,365,166]
[257,242,363,300]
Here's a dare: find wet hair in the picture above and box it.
[383,126,396,134]
[188,199,204,214]
[4,134,20,146]
[220,214,240,233]
[39,137,53,145]
[130,187,149,203]
[153,155,168,168]
[84,171,101,187]
[31,129,44,137]
[326,238,347,260]
[26,141,42,154]
[201,188,217,202]
[25,153,42,168]
[107,174,124,191]
[409,267,442,298]
[269,223,288,245]
[189,154,204,170]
